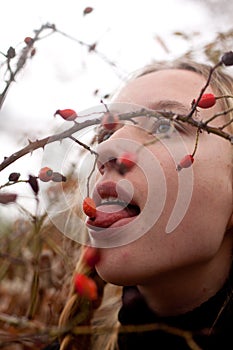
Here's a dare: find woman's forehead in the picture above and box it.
[115,68,225,127]
[116,69,210,107]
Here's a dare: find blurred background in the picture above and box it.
[0,1,233,348]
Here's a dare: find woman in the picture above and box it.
[53,57,233,349]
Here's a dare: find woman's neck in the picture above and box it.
[137,234,233,317]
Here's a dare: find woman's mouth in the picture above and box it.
[86,181,140,230]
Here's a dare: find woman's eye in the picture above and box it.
[131,116,175,136]
[151,118,174,136]
[155,119,172,133]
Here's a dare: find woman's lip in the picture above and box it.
[93,180,137,207]
[86,216,140,246]
[87,180,140,230]
[86,216,137,232]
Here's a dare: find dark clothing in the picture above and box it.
[42,341,60,350]
[118,282,233,350]
[44,272,233,350]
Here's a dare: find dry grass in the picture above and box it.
[0,178,82,349]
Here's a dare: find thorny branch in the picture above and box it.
[0,105,233,173]
[0,23,56,109]
[0,118,100,172]
[1,46,233,175]
[0,22,232,177]
[0,21,124,110]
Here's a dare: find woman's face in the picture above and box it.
[91,68,233,285]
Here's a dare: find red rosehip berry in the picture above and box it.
[74,273,98,300]
[177,154,194,171]
[54,109,78,121]
[221,51,233,66]
[196,93,216,109]
[101,112,119,131]
[83,247,100,268]
[116,151,138,174]
[83,197,96,218]
[38,167,53,182]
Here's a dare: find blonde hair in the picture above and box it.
[58,58,233,350]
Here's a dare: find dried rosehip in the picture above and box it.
[196,93,216,109]
[116,151,138,174]
[83,246,100,268]
[0,193,17,204]
[221,51,233,66]
[83,197,96,218]
[177,155,194,171]
[8,172,20,182]
[28,175,39,195]
[7,46,16,59]
[101,112,119,131]
[30,48,36,57]
[38,167,53,182]
[54,109,78,121]
[51,172,66,182]
[83,6,93,15]
[74,273,97,300]
[24,37,33,45]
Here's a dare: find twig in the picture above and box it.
[186,61,222,119]
[0,318,202,350]
[0,118,100,172]
[68,135,98,155]
[0,23,56,110]
[203,106,233,125]
[1,108,233,174]
[55,28,126,79]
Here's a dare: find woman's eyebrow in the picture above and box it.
[151,100,191,114]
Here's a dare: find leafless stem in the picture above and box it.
[86,154,99,196]
[55,28,126,79]
[1,108,233,174]
[68,135,98,155]
[0,23,56,110]
[204,106,233,125]
[186,61,222,119]
[219,117,233,130]
[0,118,100,172]
[0,319,202,350]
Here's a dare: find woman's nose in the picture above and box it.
[97,157,117,175]
[96,138,121,175]
[96,124,142,175]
